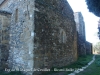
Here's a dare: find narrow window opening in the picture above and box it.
[61,31,64,43]
[15,9,18,22]
[60,30,67,43]
[27,5,30,19]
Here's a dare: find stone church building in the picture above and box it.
[0,0,91,75]
[74,12,92,56]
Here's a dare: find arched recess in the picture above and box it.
[59,29,67,43]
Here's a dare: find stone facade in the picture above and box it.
[74,12,86,56]
[74,12,93,56]
[0,0,35,75]
[86,41,92,55]
[0,0,5,5]
[77,34,86,56]
[74,12,86,38]
[0,0,78,75]
[0,11,11,70]
[34,0,77,70]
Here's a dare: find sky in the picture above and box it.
[67,0,100,44]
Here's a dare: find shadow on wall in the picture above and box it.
[0,11,11,70]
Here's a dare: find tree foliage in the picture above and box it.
[93,42,100,52]
[85,0,100,17]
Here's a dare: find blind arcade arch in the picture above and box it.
[59,29,67,43]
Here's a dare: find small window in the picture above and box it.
[15,9,18,22]
[59,29,67,43]
[61,31,64,43]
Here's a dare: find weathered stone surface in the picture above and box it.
[86,41,92,55]
[0,12,11,70]
[0,0,5,5]
[0,0,78,75]
[74,12,86,38]
[74,12,86,56]
[74,12,92,56]
[34,1,77,74]
[0,0,35,75]
[77,34,86,56]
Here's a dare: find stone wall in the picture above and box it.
[9,1,35,75]
[0,0,78,75]
[34,0,77,71]
[74,12,86,38]
[0,0,5,4]
[74,12,86,56]
[0,0,35,75]
[86,41,92,55]
[77,34,86,56]
[0,11,11,70]
[74,12,93,56]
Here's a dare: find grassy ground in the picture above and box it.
[44,54,93,75]
[76,55,100,75]
[0,54,93,75]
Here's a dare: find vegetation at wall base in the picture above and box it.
[44,54,93,75]
[76,55,100,75]
[0,54,93,75]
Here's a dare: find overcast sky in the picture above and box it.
[67,0,100,44]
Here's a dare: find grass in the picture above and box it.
[0,54,93,75]
[76,55,100,75]
[44,54,93,75]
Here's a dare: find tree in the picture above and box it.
[85,0,100,17]
[93,42,100,54]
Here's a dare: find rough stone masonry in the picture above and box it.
[74,12,92,56]
[0,0,78,75]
